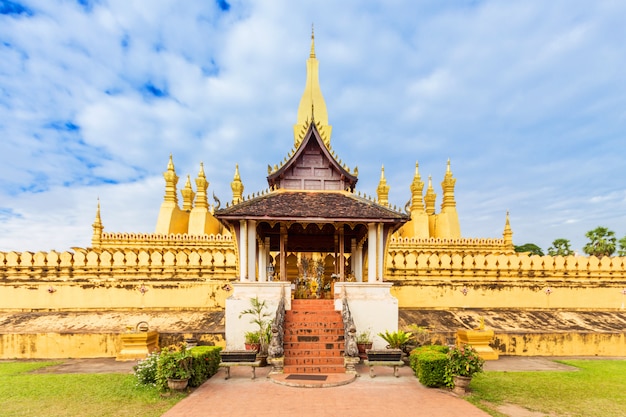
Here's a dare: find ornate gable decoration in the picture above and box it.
[267,123,358,192]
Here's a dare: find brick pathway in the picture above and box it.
[161,364,491,417]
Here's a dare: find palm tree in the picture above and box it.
[582,227,616,257]
[618,236,626,257]
[547,238,574,256]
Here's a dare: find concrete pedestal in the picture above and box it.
[116,331,159,361]
[456,329,499,360]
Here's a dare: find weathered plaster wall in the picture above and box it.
[1,244,625,359]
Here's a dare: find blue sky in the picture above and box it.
[1,0,625,253]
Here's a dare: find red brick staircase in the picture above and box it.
[283,299,346,374]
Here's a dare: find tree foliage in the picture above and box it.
[547,238,574,256]
[583,226,616,257]
[514,243,544,256]
[618,236,626,257]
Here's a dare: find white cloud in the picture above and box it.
[1,0,626,254]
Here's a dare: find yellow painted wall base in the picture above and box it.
[492,332,625,356]
[0,333,120,359]
[0,332,225,359]
[116,331,159,361]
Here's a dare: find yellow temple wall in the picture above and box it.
[1,244,625,311]
[0,246,238,311]
[386,250,626,309]
[1,240,624,359]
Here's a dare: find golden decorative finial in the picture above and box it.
[195,162,209,209]
[91,198,103,247]
[424,175,437,215]
[181,175,195,211]
[377,165,390,206]
[441,159,456,209]
[231,164,244,204]
[504,210,514,249]
[94,198,102,224]
[295,26,331,148]
[310,23,315,58]
[410,161,425,212]
[163,155,179,204]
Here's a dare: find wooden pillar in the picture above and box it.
[280,224,287,281]
[265,236,272,281]
[258,236,266,282]
[334,231,339,276]
[339,226,345,280]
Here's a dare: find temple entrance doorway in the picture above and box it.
[258,221,366,293]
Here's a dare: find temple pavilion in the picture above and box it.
[113,31,512,372]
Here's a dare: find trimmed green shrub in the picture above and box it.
[136,344,222,391]
[410,345,449,387]
[189,346,222,388]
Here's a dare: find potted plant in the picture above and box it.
[445,344,485,395]
[239,296,273,364]
[356,330,373,360]
[367,329,413,362]
[244,330,261,352]
[156,344,193,391]
[379,329,412,350]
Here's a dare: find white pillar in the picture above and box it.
[247,220,257,281]
[258,238,266,282]
[356,244,363,282]
[377,223,384,281]
[368,223,377,283]
[239,220,247,281]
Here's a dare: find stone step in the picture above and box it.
[284,356,344,366]
[284,325,344,334]
[283,349,344,358]
[283,334,344,343]
[283,299,346,374]
[286,309,340,316]
[283,365,346,374]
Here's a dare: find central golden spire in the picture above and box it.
[294,25,332,147]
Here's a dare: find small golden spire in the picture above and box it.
[410,162,425,212]
[377,165,390,206]
[424,175,437,215]
[231,164,244,204]
[195,162,209,209]
[504,211,514,249]
[91,198,103,247]
[163,154,179,204]
[441,159,456,210]
[181,175,195,211]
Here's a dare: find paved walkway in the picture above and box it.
[161,364,490,417]
[25,356,615,417]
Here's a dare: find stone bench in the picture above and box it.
[219,350,261,380]
[364,349,404,377]
[363,360,404,377]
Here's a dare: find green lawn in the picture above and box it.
[0,361,185,417]
[467,359,626,417]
